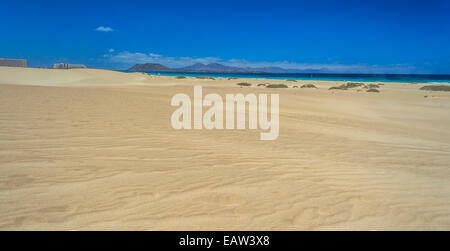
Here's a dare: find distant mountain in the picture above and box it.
[128,63,264,73]
[178,63,206,71]
[128,63,174,72]
[178,63,263,73]
[127,63,330,74]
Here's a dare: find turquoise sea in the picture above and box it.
[123,71,450,84]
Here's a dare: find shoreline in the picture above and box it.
[121,70,450,84]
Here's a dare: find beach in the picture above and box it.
[0,66,449,230]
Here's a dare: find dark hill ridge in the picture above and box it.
[127,63,331,73]
[128,63,263,73]
[179,63,265,73]
[128,63,172,72]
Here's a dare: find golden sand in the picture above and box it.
[0,67,449,230]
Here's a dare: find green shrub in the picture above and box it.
[266,84,288,88]
[344,82,366,88]
[367,89,380,93]
[196,76,215,80]
[367,84,380,88]
[237,82,252,87]
[329,82,366,90]
[286,79,297,82]
[257,83,268,87]
[420,85,450,92]
[301,84,317,88]
[176,76,186,79]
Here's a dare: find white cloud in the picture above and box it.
[108,49,115,53]
[104,51,416,74]
[95,26,114,32]
[105,51,220,68]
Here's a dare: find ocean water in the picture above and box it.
[123,71,450,84]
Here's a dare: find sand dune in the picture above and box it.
[0,67,449,230]
[0,67,155,86]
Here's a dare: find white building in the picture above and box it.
[0,58,27,68]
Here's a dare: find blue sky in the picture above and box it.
[1,0,449,74]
